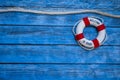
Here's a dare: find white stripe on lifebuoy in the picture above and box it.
[74,17,107,50]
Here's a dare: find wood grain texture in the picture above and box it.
[0,0,119,9]
[0,26,120,45]
[0,12,119,26]
[0,0,119,80]
[0,64,120,80]
[0,45,119,63]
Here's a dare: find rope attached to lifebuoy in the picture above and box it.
[73,17,107,50]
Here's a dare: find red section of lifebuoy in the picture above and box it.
[83,17,90,26]
[75,33,84,40]
[92,39,100,48]
[97,24,105,32]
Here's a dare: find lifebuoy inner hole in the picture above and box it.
[83,25,98,40]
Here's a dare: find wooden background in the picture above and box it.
[0,0,120,80]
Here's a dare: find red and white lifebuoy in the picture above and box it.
[74,17,107,50]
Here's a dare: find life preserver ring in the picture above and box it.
[74,17,107,50]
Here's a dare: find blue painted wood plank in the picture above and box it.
[0,26,119,45]
[0,45,119,63]
[0,0,119,9]
[0,11,119,26]
[0,64,119,80]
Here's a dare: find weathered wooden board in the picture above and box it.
[0,26,119,45]
[0,12,119,26]
[0,0,119,9]
[0,45,119,63]
[0,64,120,80]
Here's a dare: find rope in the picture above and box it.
[0,7,120,18]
